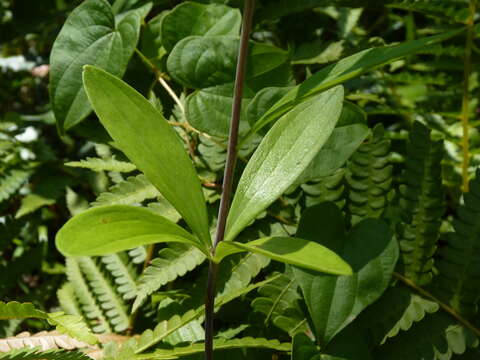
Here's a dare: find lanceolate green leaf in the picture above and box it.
[225,86,344,242]
[50,0,143,131]
[82,66,210,246]
[215,237,352,275]
[245,29,463,139]
[56,205,204,256]
[161,1,241,52]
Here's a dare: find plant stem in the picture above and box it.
[394,272,480,338]
[460,0,477,192]
[204,1,256,359]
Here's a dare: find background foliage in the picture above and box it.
[1,0,480,359]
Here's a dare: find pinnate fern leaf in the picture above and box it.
[398,121,444,286]
[136,337,290,359]
[65,258,112,334]
[92,174,159,206]
[347,124,392,223]
[0,302,96,345]
[65,157,136,173]
[101,253,138,300]
[0,348,91,360]
[133,244,206,312]
[0,169,30,202]
[76,257,130,332]
[252,270,308,336]
[435,169,480,316]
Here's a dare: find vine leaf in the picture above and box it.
[82,66,211,246]
[225,86,344,242]
[161,2,241,52]
[293,202,399,346]
[50,0,145,131]
[56,205,204,256]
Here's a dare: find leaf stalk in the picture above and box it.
[204,1,256,359]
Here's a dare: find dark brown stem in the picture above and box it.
[204,1,256,359]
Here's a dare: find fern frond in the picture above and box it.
[251,270,308,336]
[398,121,444,286]
[92,174,159,207]
[0,302,96,345]
[416,44,465,57]
[387,0,470,23]
[134,276,280,353]
[374,312,478,360]
[0,331,91,352]
[216,252,271,299]
[357,287,439,346]
[128,247,148,264]
[57,283,83,319]
[46,313,97,345]
[347,124,393,223]
[0,169,30,202]
[133,244,206,312]
[434,169,480,316]
[386,72,450,86]
[136,337,290,359]
[301,168,346,210]
[65,157,136,173]
[65,258,112,334]
[0,302,45,320]
[0,348,90,360]
[101,253,138,300]
[77,257,130,332]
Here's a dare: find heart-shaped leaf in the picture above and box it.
[50,0,143,131]
[293,202,399,346]
[82,66,211,246]
[56,205,204,256]
[225,86,344,242]
[167,36,289,89]
[215,237,352,275]
[161,1,241,52]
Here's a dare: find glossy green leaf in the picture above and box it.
[292,333,320,360]
[56,205,203,257]
[293,203,399,346]
[161,1,241,52]
[82,66,210,246]
[246,86,293,127]
[50,0,142,131]
[186,83,254,137]
[167,36,289,89]
[225,86,344,242]
[215,237,352,275]
[246,29,463,139]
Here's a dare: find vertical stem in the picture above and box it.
[461,0,476,192]
[204,1,256,359]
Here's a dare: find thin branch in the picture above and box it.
[204,1,256,359]
[460,0,477,192]
[394,272,480,338]
[158,75,185,115]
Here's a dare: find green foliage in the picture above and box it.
[347,124,393,223]
[225,87,344,241]
[3,0,480,359]
[50,0,143,130]
[134,244,206,312]
[0,348,91,360]
[435,170,480,316]
[397,122,445,286]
